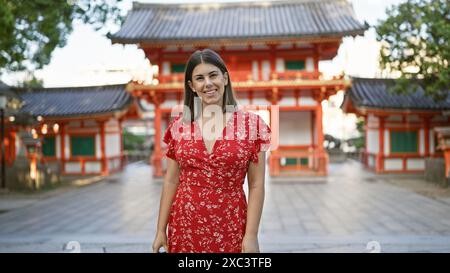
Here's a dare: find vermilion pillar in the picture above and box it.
[423,117,430,157]
[152,102,163,177]
[100,121,108,175]
[377,116,385,173]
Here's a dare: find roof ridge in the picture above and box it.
[132,0,347,10]
[350,76,397,81]
[15,83,128,93]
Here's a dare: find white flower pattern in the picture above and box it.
[163,109,271,253]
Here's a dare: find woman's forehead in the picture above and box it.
[192,63,220,76]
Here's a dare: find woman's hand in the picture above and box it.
[152,230,169,253]
[241,234,260,253]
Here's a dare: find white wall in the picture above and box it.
[367,114,379,127]
[252,61,259,81]
[278,97,297,106]
[64,135,70,158]
[105,119,118,130]
[429,130,435,155]
[252,98,270,106]
[407,159,425,170]
[384,158,403,170]
[65,162,81,173]
[238,98,250,106]
[56,135,61,159]
[384,129,389,156]
[275,58,285,72]
[305,57,314,72]
[262,60,270,81]
[279,111,311,145]
[162,61,170,75]
[419,129,425,155]
[367,129,379,154]
[299,96,317,106]
[96,134,101,159]
[161,99,180,109]
[85,162,101,173]
[106,134,121,157]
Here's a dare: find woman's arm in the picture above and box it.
[242,151,266,253]
[152,158,180,253]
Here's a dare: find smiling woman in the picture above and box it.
[152,49,271,253]
[182,49,238,122]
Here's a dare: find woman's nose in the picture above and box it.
[205,77,213,87]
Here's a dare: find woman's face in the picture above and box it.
[188,63,229,107]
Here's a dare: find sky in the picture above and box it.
[0,0,406,140]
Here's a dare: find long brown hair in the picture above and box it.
[183,49,238,123]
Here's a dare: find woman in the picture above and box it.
[152,49,271,253]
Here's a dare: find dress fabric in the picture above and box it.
[163,109,271,253]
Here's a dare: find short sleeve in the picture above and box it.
[250,115,271,163]
[163,117,179,160]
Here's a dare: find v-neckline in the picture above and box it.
[196,111,236,155]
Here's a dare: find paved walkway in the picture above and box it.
[1,160,450,253]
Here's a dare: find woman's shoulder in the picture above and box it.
[167,113,184,127]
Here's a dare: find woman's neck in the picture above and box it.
[201,102,222,118]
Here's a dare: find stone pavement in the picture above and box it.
[0,160,450,253]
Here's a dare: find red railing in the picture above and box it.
[269,150,328,176]
[156,71,323,84]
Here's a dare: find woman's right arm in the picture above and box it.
[152,158,180,253]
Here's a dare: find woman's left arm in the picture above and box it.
[242,151,266,253]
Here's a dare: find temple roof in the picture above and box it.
[16,84,132,118]
[109,0,366,44]
[342,77,450,111]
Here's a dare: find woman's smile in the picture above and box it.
[204,89,217,97]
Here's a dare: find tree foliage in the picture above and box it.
[376,0,449,101]
[0,0,123,72]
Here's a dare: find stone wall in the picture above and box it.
[424,158,449,187]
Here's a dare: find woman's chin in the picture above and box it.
[201,96,222,106]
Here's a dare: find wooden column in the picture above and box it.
[422,116,430,157]
[100,121,108,175]
[377,116,385,173]
[316,103,324,151]
[9,131,16,164]
[119,118,124,170]
[152,102,163,177]
[313,44,320,73]
[270,44,276,73]
[60,122,66,174]
[363,115,368,167]
[316,102,326,174]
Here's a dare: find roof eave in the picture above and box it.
[109,29,367,46]
[351,105,449,116]
[23,96,133,120]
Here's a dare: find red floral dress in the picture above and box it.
[163,109,271,253]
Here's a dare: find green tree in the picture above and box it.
[17,72,44,88]
[0,0,123,73]
[376,0,449,101]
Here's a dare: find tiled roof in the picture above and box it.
[0,81,21,100]
[0,81,10,91]
[17,84,132,117]
[344,77,450,110]
[110,0,366,44]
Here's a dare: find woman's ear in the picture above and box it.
[188,80,195,92]
[223,72,229,86]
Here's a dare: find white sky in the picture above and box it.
[1,0,406,140]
